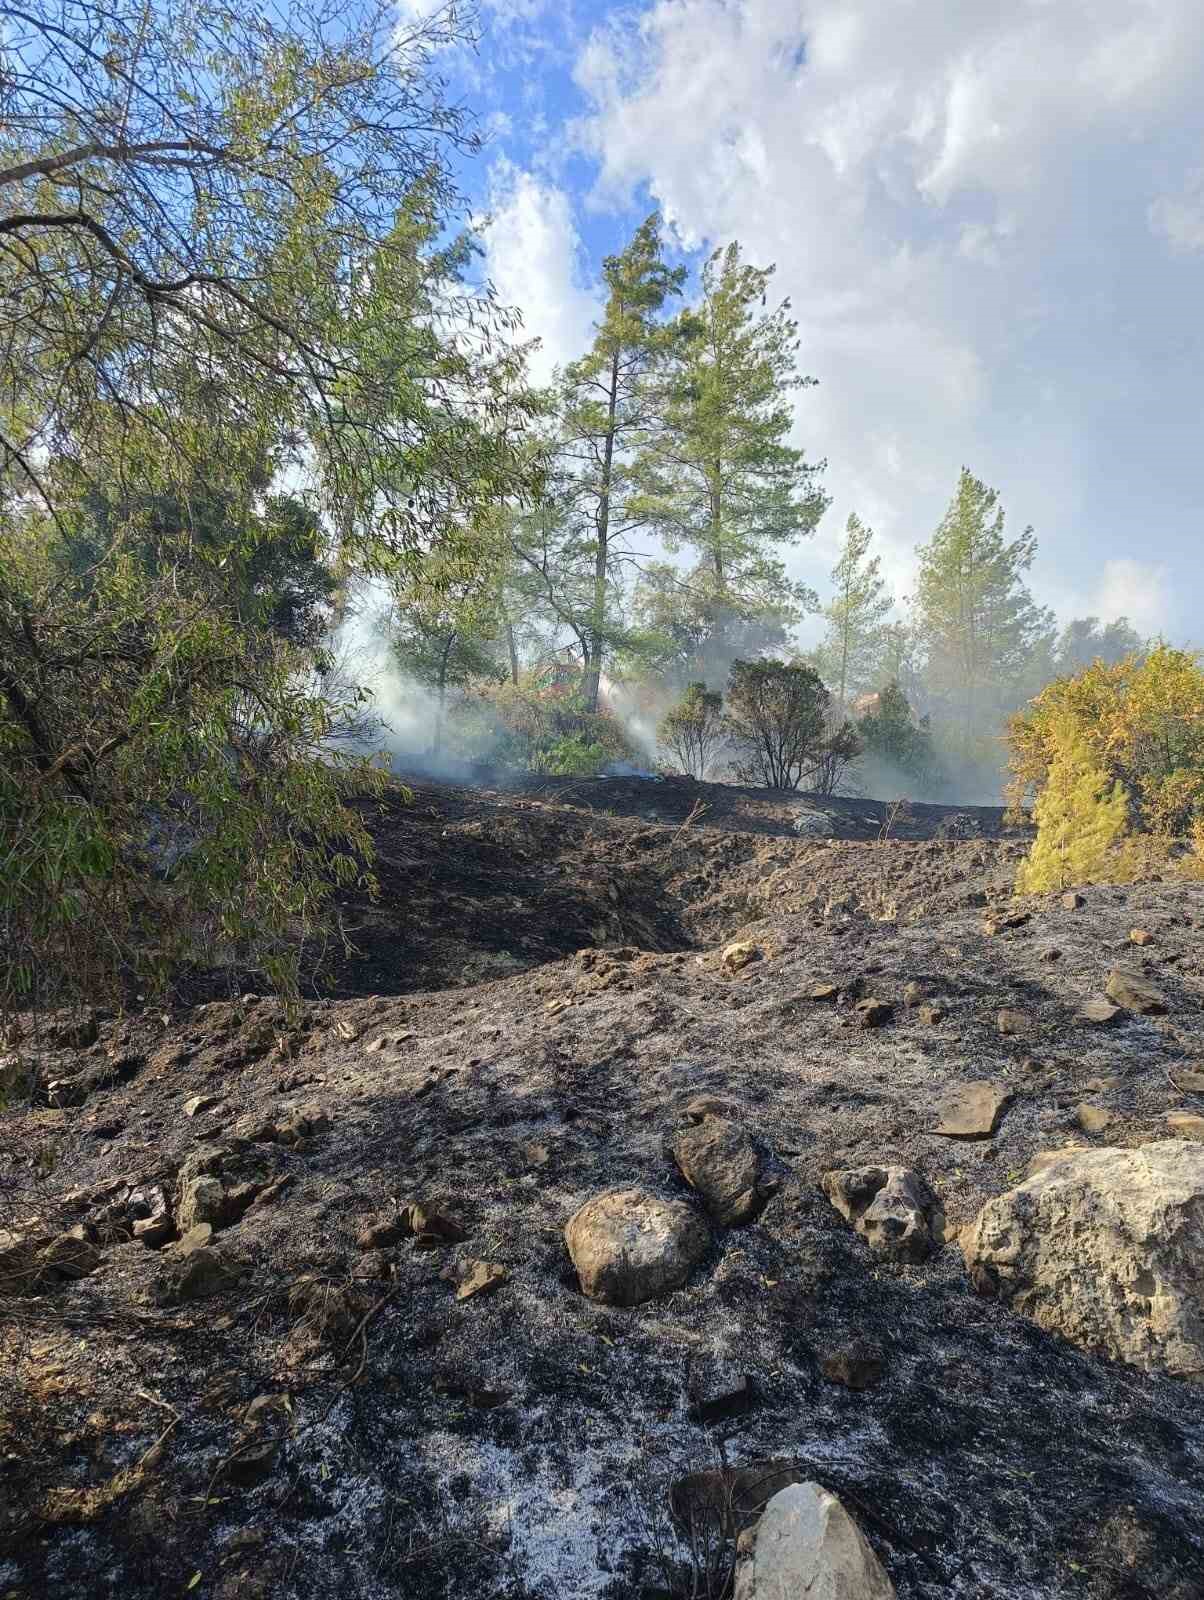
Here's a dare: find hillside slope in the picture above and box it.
[2,778,1203,1600]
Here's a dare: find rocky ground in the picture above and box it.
[2,775,1204,1600]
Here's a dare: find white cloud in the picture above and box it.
[567,0,1204,634]
[481,159,599,385]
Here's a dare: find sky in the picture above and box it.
[404,0,1204,645]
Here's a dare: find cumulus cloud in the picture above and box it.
[567,0,1204,633]
[481,159,600,384]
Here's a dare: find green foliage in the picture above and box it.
[811,514,892,714]
[469,679,632,777]
[1007,646,1204,839]
[658,682,726,779]
[724,658,830,790]
[631,241,826,605]
[914,469,1056,787]
[1015,719,1137,892]
[857,682,940,793]
[1055,616,1145,674]
[629,562,795,696]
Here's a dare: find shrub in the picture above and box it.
[724,659,829,790]
[1015,718,1138,891]
[658,683,727,778]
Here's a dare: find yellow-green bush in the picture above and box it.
[1008,646,1204,891]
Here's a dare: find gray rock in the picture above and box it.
[177,1173,225,1233]
[793,809,834,838]
[672,1118,760,1225]
[821,1165,944,1261]
[962,1140,1204,1379]
[932,1080,1012,1139]
[733,1482,895,1600]
[1106,967,1168,1015]
[565,1188,709,1306]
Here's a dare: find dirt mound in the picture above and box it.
[3,778,1203,1600]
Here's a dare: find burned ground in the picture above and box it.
[2,776,1203,1600]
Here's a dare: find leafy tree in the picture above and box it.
[724,658,830,790]
[809,717,862,797]
[629,561,794,695]
[914,469,1055,780]
[812,514,892,715]
[1055,616,1145,674]
[856,682,939,792]
[389,560,507,755]
[1015,718,1137,892]
[1007,646,1204,838]
[658,682,727,778]
[631,241,826,624]
[553,215,686,710]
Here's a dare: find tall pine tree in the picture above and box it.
[630,241,826,638]
[813,514,892,715]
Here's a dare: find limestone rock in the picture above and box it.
[1106,967,1168,1015]
[722,941,761,973]
[565,1188,709,1306]
[962,1140,1204,1379]
[1076,1103,1113,1135]
[932,1080,1012,1139]
[1169,1066,1204,1092]
[917,1002,945,1025]
[793,809,834,838]
[855,998,893,1028]
[821,1165,944,1262]
[1130,928,1154,946]
[808,983,840,1003]
[1062,892,1085,909]
[997,1007,1034,1036]
[733,1482,895,1600]
[154,1244,234,1305]
[682,1093,741,1123]
[37,1230,101,1281]
[672,1118,760,1226]
[671,1461,805,1538]
[177,1173,225,1233]
[1166,1114,1204,1142]
[451,1259,508,1301]
[1078,997,1122,1027]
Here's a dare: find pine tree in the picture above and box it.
[556,216,686,711]
[1016,719,1136,892]
[914,468,1056,755]
[813,514,892,716]
[630,241,826,632]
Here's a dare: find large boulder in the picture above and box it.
[565,1188,709,1306]
[962,1140,1204,1380]
[821,1165,944,1262]
[672,1118,760,1226]
[733,1482,895,1600]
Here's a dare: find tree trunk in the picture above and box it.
[506,622,519,687]
[582,347,621,715]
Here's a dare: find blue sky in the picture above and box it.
[407,0,1204,646]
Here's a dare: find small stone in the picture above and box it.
[683,1093,741,1123]
[723,942,761,973]
[173,1223,214,1254]
[133,1215,174,1248]
[821,1165,944,1262]
[352,1249,393,1280]
[178,1174,225,1233]
[1130,928,1154,946]
[1041,947,1063,963]
[1106,968,1168,1015]
[932,1081,1012,1139]
[1078,997,1122,1027]
[401,1203,467,1244]
[357,1217,406,1251]
[37,1231,101,1280]
[917,1003,945,1025]
[1076,1103,1114,1134]
[224,1439,280,1486]
[672,1118,760,1226]
[819,1341,885,1390]
[688,1374,757,1425]
[1169,1067,1204,1092]
[183,1094,220,1118]
[365,1036,387,1054]
[565,1188,710,1307]
[855,998,893,1028]
[1166,1113,1204,1141]
[334,1018,360,1043]
[453,1260,508,1302]
[997,1008,1033,1036]
[808,983,840,1002]
[902,982,926,1008]
[1062,892,1085,909]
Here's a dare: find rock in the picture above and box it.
[997,1008,1034,1036]
[133,1214,174,1248]
[276,1102,331,1144]
[1076,1103,1114,1134]
[1078,997,1122,1027]
[183,1094,220,1118]
[1062,892,1085,909]
[808,983,840,1002]
[722,941,761,973]
[224,1439,279,1486]
[1130,928,1154,946]
[902,981,926,1008]
[962,1140,1204,1379]
[793,809,834,838]
[1166,1114,1204,1141]
[565,1188,709,1306]
[155,1245,234,1305]
[1106,967,1168,1015]
[687,1373,756,1425]
[37,1230,101,1280]
[173,1223,214,1253]
[356,1216,406,1251]
[982,910,1029,936]
[672,1118,760,1225]
[401,1202,467,1245]
[1026,1146,1088,1178]
[177,1173,225,1233]
[1169,1067,1204,1092]
[916,1002,945,1025]
[819,1340,885,1389]
[682,1093,741,1123]
[286,1277,368,1347]
[932,1080,1012,1139]
[455,1260,508,1301]
[733,1482,895,1600]
[821,1165,944,1262]
[855,998,893,1028]
[1041,946,1063,962]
